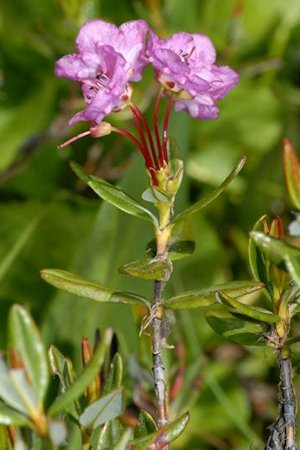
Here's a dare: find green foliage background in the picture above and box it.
[1,0,300,448]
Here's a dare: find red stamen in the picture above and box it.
[130,105,155,169]
[153,88,165,166]
[130,103,159,169]
[162,96,174,163]
[111,126,154,171]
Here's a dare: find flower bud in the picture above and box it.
[90,121,112,138]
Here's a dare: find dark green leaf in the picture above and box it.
[206,305,268,345]
[8,305,49,403]
[218,291,278,324]
[119,257,171,280]
[172,156,246,224]
[48,328,113,417]
[131,412,189,449]
[41,269,149,306]
[90,419,124,449]
[134,410,157,438]
[70,162,157,225]
[164,280,264,310]
[103,354,123,394]
[79,388,124,429]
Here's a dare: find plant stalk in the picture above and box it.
[151,198,173,448]
[265,347,297,450]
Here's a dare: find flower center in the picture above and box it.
[178,46,195,65]
[84,71,110,101]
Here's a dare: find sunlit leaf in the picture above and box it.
[218,291,278,324]
[70,162,157,225]
[111,429,132,450]
[48,329,113,416]
[8,305,49,403]
[41,269,149,306]
[79,388,124,429]
[0,401,31,427]
[119,257,171,280]
[206,305,268,345]
[172,156,246,224]
[164,280,264,310]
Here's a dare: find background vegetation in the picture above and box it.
[1,0,300,448]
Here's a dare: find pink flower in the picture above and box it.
[55,19,149,124]
[147,31,239,119]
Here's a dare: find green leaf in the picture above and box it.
[70,162,157,225]
[248,215,268,281]
[146,239,195,262]
[131,412,189,449]
[41,269,149,306]
[283,138,300,210]
[134,410,157,438]
[218,291,278,324]
[48,328,113,417]
[206,305,268,345]
[119,257,171,280]
[90,419,124,449]
[164,280,264,310]
[251,231,300,287]
[172,156,246,224]
[8,305,49,404]
[0,358,39,415]
[112,429,132,450]
[79,388,124,429]
[103,354,123,394]
[48,421,67,446]
[0,401,31,427]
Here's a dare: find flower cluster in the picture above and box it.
[56,19,239,181]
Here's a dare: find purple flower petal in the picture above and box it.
[147,29,239,120]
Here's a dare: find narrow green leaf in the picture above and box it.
[70,162,157,225]
[48,329,113,417]
[206,305,267,345]
[8,305,49,403]
[218,291,278,324]
[48,346,76,392]
[90,419,124,449]
[248,215,268,281]
[285,254,300,287]
[172,156,246,224]
[134,410,157,438]
[48,421,67,446]
[164,280,264,310]
[112,429,132,450]
[41,269,149,306]
[0,402,31,427]
[131,412,189,449]
[103,354,123,394]
[119,258,171,280]
[79,388,124,429]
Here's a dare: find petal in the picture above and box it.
[55,54,86,81]
[175,97,219,119]
[191,34,216,65]
[209,65,240,99]
[76,20,120,53]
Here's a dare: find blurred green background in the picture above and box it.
[1,0,300,448]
